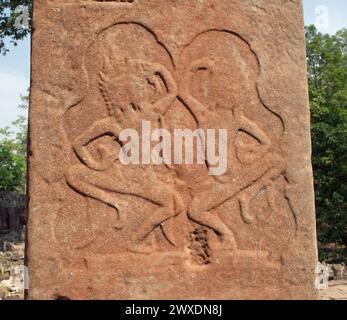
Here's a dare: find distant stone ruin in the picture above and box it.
[0,192,26,232]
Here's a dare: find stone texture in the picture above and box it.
[27,0,318,299]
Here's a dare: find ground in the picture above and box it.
[0,231,346,300]
[319,280,347,300]
[0,231,25,300]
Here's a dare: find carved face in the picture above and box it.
[107,73,150,112]
[99,59,166,117]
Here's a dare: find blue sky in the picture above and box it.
[0,0,347,130]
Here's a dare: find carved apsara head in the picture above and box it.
[98,56,166,118]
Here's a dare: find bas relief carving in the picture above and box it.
[61,22,297,263]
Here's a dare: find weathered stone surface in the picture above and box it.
[27,0,318,299]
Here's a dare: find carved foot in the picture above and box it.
[127,241,155,255]
[239,193,254,224]
[216,231,238,251]
[113,211,126,230]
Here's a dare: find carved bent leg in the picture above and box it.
[129,194,185,254]
[237,152,285,224]
[133,193,184,240]
[66,164,169,203]
[188,196,238,250]
[238,168,283,224]
[66,165,126,229]
[188,152,285,248]
[66,165,183,252]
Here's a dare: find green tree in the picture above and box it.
[0,0,31,55]
[306,25,347,249]
[0,93,28,192]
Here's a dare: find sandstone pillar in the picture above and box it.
[27,0,318,299]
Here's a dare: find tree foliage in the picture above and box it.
[0,0,31,55]
[306,25,347,247]
[0,94,28,192]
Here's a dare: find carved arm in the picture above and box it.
[151,63,178,115]
[180,57,214,125]
[237,114,271,150]
[74,118,122,171]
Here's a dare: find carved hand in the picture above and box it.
[131,59,178,115]
[235,114,271,164]
[75,143,118,171]
[74,118,121,171]
[180,57,216,125]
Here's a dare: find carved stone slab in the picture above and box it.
[27,0,318,299]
